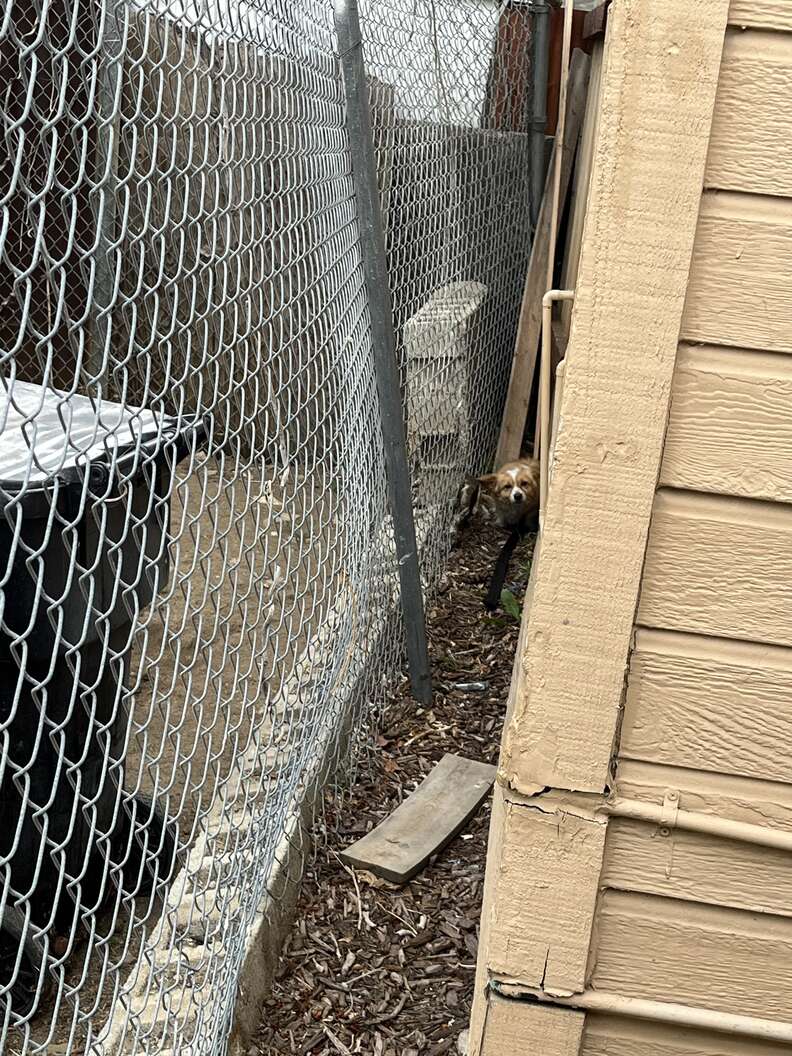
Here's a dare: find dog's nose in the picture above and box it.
[510,489,524,504]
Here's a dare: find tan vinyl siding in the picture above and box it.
[682,192,792,354]
[707,29,792,195]
[473,5,792,1053]
[597,9,792,1054]
[660,344,792,502]
[729,0,792,31]
[637,489,792,646]
[621,630,792,784]
[583,1013,790,1056]
[591,891,792,1023]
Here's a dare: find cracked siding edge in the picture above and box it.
[485,790,607,995]
[478,994,585,1056]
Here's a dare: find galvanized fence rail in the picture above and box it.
[0,0,535,1051]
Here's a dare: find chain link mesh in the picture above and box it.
[0,0,533,1050]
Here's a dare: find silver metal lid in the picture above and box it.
[0,381,176,487]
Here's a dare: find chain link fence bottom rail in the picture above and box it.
[0,0,534,1052]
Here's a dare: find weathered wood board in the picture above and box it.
[622,628,792,784]
[340,754,495,884]
[592,890,792,1023]
[583,1013,790,1056]
[682,191,792,354]
[499,0,730,795]
[559,40,604,350]
[602,815,792,918]
[480,995,584,1056]
[660,344,792,502]
[638,489,792,647]
[494,50,590,467]
[708,29,792,196]
[729,0,792,30]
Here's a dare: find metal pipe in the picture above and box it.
[605,796,792,854]
[550,357,564,462]
[529,1,550,229]
[501,987,792,1044]
[334,0,433,704]
[539,289,573,521]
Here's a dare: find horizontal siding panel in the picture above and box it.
[616,759,792,835]
[729,0,792,30]
[602,815,792,917]
[682,192,792,353]
[708,30,792,196]
[592,890,792,1022]
[638,489,792,646]
[584,1013,790,1056]
[661,344,792,500]
[623,629,792,783]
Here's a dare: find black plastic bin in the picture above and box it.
[0,381,200,1017]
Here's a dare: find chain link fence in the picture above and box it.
[0,0,534,1051]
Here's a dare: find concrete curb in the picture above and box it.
[99,507,444,1054]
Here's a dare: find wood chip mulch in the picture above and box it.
[254,523,534,1056]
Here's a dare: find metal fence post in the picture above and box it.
[334,0,433,705]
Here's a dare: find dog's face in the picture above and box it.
[474,458,539,526]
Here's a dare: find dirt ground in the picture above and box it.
[253,522,535,1056]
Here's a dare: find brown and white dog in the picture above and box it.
[455,457,539,610]
[473,457,540,530]
[455,457,540,532]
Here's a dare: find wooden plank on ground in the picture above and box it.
[592,890,792,1024]
[729,0,792,30]
[638,489,792,647]
[494,49,590,467]
[707,29,792,197]
[340,753,495,884]
[682,191,792,354]
[623,629,792,784]
[499,0,730,796]
[479,994,584,1056]
[661,344,792,501]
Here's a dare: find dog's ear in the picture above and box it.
[476,473,498,493]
